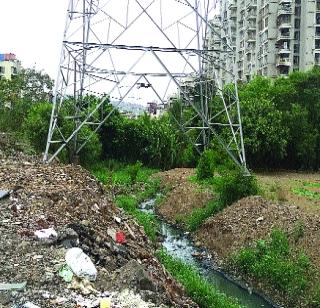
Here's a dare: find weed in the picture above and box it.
[292,220,305,242]
[232,229,311,298]
[185,200,221,231]
[293,187,320,200]
[115,195,158,242]
[127,161,143,184]
[310,284,320,307]
[156,249,243,308]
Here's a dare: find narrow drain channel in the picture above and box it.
[140,198,276,308]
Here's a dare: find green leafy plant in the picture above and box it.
[214,169,259,206]
[196,149,216,180]
[127,161,143,184]
[185,200,221,231]
[232,229,311,298]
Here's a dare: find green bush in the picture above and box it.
[196,150,216,180]
[127,161,143,184]
[22,102,51,152]
[232,229,311,299]
[214,169,259,206]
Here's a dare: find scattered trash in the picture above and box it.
[124,222,136,240]
[69,277,98,295]
[0,189,10,199]
[34,228,58,240]
[256,216,264,223]
[100,297,111,308]
[21,303,41,308]
[0,281,27,291]
[114,216,121,224]
[58,264,74,282]
[116,231,126,244]
[107,228,126,244]
[65,247,97,281]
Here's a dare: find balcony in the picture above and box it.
[277,58,291,66]
[279,0,292,4]
[277,8,293,17]
[246,2,257,10]
[277,31,292,41]
[278,22,291,29]
[247,13,257,20]
[278,48,291,54]
[230,10,237,19]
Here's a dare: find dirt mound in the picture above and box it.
[0,155,196,307]
[194,196,320,267]
[155,169,214,225]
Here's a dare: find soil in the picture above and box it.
[156,168,320,308]
[0,145,196,307]
[155,169,214,226]
[257,171,320,215]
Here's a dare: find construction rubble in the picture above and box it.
[0,147,196,308]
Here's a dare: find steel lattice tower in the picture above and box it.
[44,0,247,170]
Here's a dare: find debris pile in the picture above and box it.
[0,152,196,307]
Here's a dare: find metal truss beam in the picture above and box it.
[44,0,247,173]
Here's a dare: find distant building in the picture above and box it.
[210,0,320,84]
[147,101,165,118]
[0,53,21,80]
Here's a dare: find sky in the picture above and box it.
[1,0,68,78]
[1,0,217,103]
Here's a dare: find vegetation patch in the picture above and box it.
[115,195,158,242]
[90,160,161,242]
[292,182,320,200]
[231,229,317,305]
[156,249,243,308]
[185,200,221,231]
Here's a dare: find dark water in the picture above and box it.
[140,198,276,308]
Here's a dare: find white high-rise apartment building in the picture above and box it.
[210,0,320,84]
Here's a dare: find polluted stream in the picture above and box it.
[139,197,276,308]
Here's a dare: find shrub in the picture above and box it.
[127,161,143,184]
[214,169,259,206]
[232,229,311,299]
[196,150,216,180]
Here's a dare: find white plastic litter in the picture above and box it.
[65,247,97,281]
[22,302,41,308]
[34,228,58,240]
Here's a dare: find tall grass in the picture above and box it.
[156,249,243,308]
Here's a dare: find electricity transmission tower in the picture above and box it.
[44,0,247,170]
